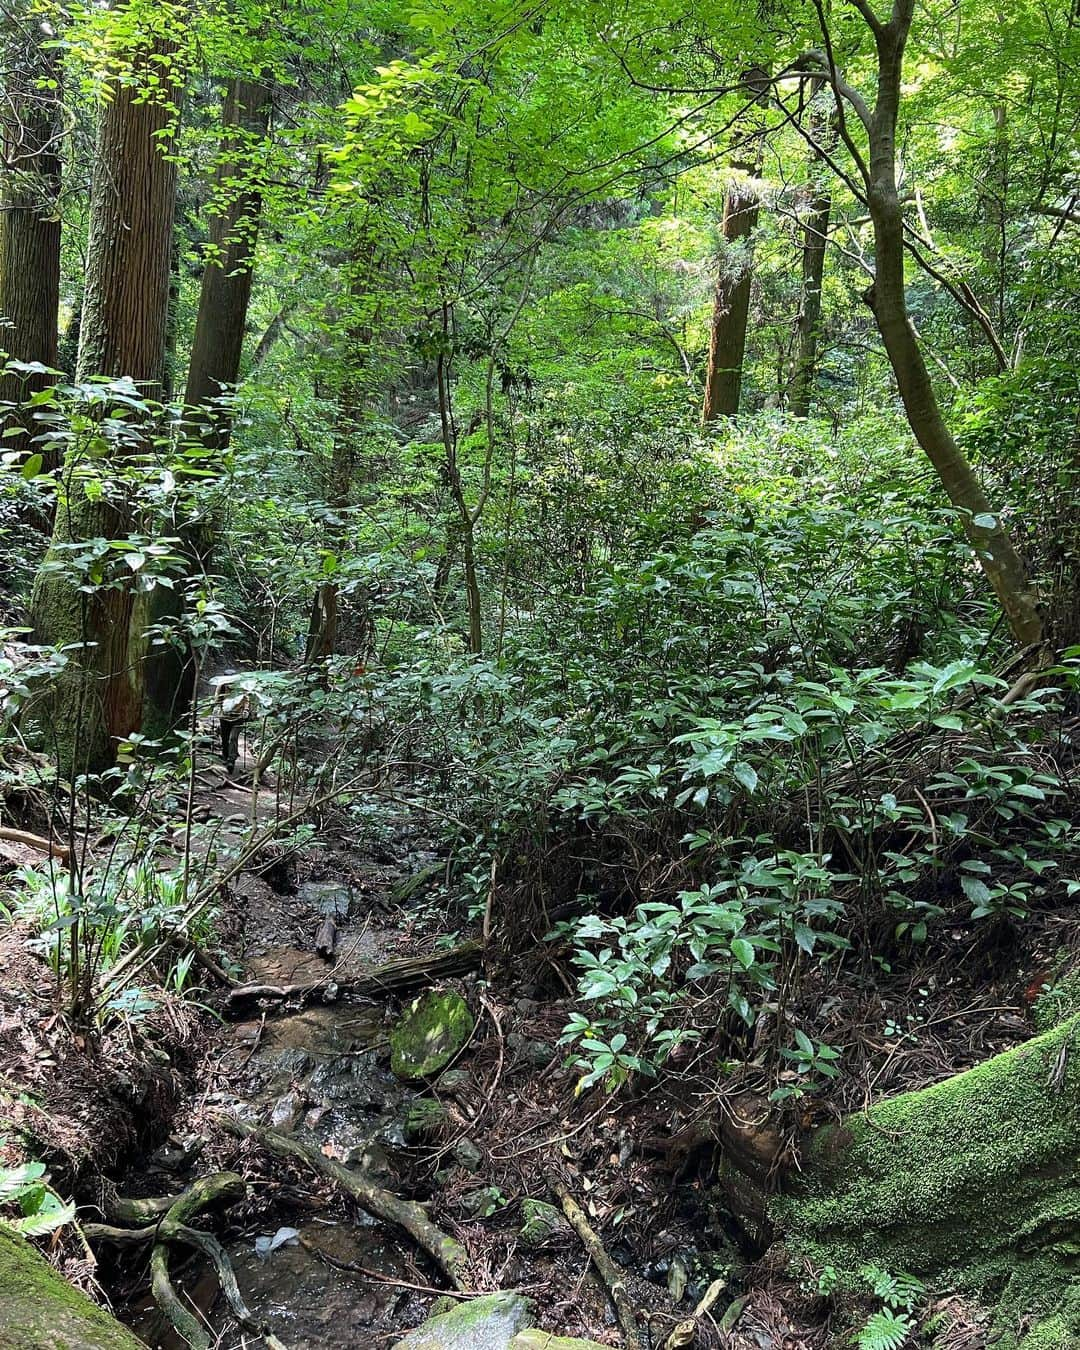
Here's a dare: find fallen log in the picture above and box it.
[216,1114,470,1291]
[226,939,483,1012]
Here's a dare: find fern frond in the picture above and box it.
[855,1308,914,1350]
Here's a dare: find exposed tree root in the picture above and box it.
[86,1172,288,1350]
[226,939,483,1012]
[216,1114,471,1290]
[549,1175,642,1350]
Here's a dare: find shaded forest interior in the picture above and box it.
[0,1,1078,1348]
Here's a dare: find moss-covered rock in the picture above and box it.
[518,1199,570,1249]
[773,1016,1080,1337]
[391,991,474,1080]
[403,1097,450,1142]
[0,1227,147,1348]
[391,1292,534,1349]
[510,1334,612,1350]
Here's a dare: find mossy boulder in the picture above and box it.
[0,1227,147,1348]
[773,1016,1080,1338]
[392,1292,534,1349]
[510,1334,612,1349]
[391,991,474,1080]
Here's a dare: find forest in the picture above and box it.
[0,0,1077,1346]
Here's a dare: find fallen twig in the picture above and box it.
[0,826,70,861]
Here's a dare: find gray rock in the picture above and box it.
[453,1137,483,1172]
[460,1185,506,1217]
[392,1291,535,1350]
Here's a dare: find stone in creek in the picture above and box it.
[270,1090,306,1131]
[297,880,353,919]
[391,1292,535,1350]
[390,991,474,1080]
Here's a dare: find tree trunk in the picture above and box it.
[701,155,761,421]
[75,49,178,390]
[0,7,62,440]
[185,77,271,439]
[789,91,833,418]
[856,6,1042,647]
[306,259,373,667]
[30,23,182,775]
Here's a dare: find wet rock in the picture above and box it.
[452,1137,483,1172]
[518,1199,570,1249]
[392,1291,535,1350]
[390,990,474,1080]
[434,1068,472,1096]
[343,1140,394,1184]
[270,1089,306,1131]
[507,1033,555,1066]
[510,1335,611,1350]
[297,880,353,919]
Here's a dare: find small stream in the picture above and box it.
[128,862,449,1348]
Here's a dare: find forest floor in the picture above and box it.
[0,724,1071,1349]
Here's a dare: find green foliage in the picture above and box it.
[0,1163,75,1239]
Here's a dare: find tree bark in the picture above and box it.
[830,1,1042,646]
[789,89,833,417]
[0,7,62,442]
[30,21,183,774]
[701,156,762,421]
[185,77,271,440]
[305,259,372,667]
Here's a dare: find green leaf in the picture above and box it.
[730,937,755,970]
[733,762,758,793]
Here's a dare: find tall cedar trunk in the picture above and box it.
[701,154,761,421]
[306,262,372,667]
[185,77,271,436]
[789,93,833,417]
[0,9,61,442]
[30,29,181,775]
[859,3,1042,646]
[144,79,271,731]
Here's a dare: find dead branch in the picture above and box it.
[216,1114,471,1291]
[548,1176,642,1350]
[226,939,483,1012]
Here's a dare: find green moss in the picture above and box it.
[510,1334,613,1350]
[403,1096,450,1141]
[392,1292,534,1349]
[391,991,474,1080]
[773,1017,1080,1335]
[0,1226,146,1348]
[1034,969,1080,1033]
